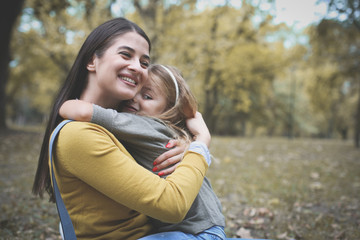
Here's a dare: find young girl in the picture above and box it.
[60,64,227,239]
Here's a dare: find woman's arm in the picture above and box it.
[59,100,186,175]
[152,139,186,176]
[56,121,210,223]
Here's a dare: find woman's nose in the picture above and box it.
[128,59,143,73]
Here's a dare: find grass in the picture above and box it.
[0,130,359,239]
[208,137,360,239]
[0,131,60,240]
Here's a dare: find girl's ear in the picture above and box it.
[87,56,96,72]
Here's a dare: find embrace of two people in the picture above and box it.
[32,17,250,240]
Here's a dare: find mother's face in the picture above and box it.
[86,31,150,107]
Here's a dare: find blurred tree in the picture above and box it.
[132,0,162,62]
[273,43,312,138]
[8,0,321,139]
[7,0,115,124]
[0,0,24,131]
[307,19,360,141]
[131,0,198,63]
[131,1,287,134]
[320,0,360,146]
[326,0,360,29]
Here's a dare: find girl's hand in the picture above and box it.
[153,139,188,176]
[59,100,93,122]
[186,111,211,147]
[153,112,210,175]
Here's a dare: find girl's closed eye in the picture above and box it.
[143,94,153,100]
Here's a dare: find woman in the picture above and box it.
[60,64,227,239]
[32,18,211,239]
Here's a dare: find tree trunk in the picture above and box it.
[355,78,360,148]
[133,0,161,62]
[203,11,220,133]
[0,0,25,132]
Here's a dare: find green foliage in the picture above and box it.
[326,0,360,30]
[306,19,360,138]
[7,0,114,123]
[130,2,289,134]
[6,0,358,139]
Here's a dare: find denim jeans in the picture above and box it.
[138,226,231,240]
[138,225,265,240]
[60,222,261,240]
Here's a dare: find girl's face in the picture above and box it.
[121,79,167,117]
[85,32,150,108]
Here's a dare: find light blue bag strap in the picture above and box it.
[49,119,77,240]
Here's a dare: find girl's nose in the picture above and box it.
[132,93,141,103]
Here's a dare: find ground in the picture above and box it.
[0,130,359,239]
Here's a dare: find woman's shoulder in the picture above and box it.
[57,121,113,144]
[60,120,102,132]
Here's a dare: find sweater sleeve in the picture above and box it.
[56,121,208,223]
[91,104,175,149]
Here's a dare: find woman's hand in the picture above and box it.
[59,100,93,121]
[153,139,188,176]
[186,111,211,147]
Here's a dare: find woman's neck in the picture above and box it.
[80,84,120,109]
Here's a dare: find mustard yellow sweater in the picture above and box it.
[50,121,208,239]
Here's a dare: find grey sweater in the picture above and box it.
[92,105,225,234]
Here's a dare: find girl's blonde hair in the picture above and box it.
[148,64,198,142]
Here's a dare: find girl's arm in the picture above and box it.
[186,111,211,147]
[91,104,186,176]
[59,100,93,122]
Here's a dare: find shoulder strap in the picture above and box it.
[49,120,77,240]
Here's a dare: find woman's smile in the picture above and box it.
[120,76,137,86]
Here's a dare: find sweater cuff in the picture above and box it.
[188,141,211,166]
[91,104,102,122]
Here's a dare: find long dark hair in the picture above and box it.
[32,17,151,201]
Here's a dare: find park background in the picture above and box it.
[0,0,359,239]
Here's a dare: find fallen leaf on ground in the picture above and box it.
[236,227,253,239]
[268,198,280,206]
[310,172,320,179]
[277,232,289,239]
[310,181,323,190]
[249,217,265,225]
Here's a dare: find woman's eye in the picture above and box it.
[141,61,149,68]
[119,51,131,58]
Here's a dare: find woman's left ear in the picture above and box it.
[87,57,96,72]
